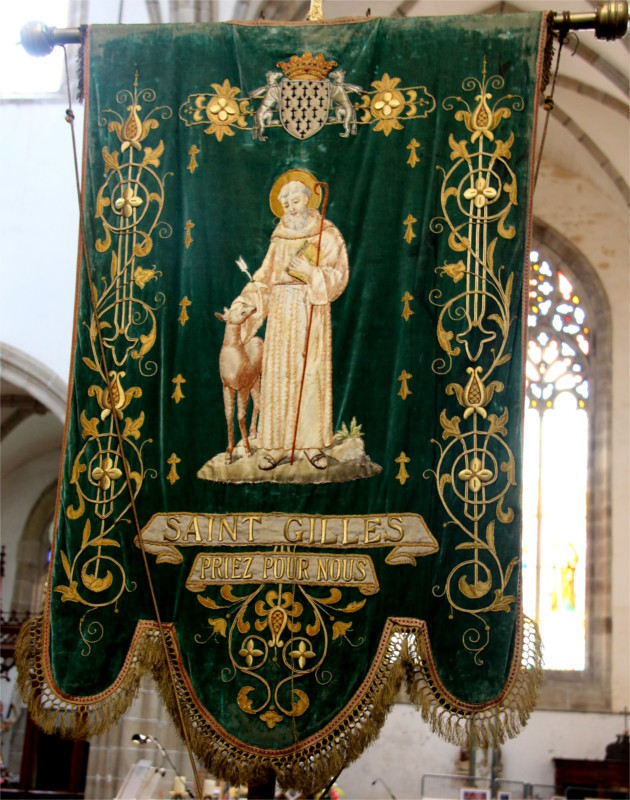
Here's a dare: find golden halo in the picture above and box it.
[269,169,322,218]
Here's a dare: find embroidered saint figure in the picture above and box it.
[198,169,381,484]
[233,170,348,470]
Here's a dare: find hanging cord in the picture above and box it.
[61,46,203,800]
[533,21,568,191]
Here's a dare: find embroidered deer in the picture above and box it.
[215,302,263,463]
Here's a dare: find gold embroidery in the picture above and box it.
[407,137,421,167]
[184,219,194,249]
[167,453,181,485]
[395,452,410,485]
[180,71,434,141]
[172,374,186,403]
[397,370,412,400]
[401,291,414,321]
[179,296,191,326]
[428,59,523,663]
[183,80,249,141]
[54,73,170,652]
[277,52,336,80]
[187,144,200,173]
[195,585,365,729]
[358,74,435,136]
[403,213,417,244]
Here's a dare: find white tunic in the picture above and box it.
[237,209,349,451]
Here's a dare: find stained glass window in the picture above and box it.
[522,250,589,671]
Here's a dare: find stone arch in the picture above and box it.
[11,480,57,615]
[531,218,612,710]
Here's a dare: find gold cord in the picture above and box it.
[534,29,566,191]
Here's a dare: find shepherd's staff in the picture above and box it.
[290,181,329,465]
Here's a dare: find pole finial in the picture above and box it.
[307,0,324,21]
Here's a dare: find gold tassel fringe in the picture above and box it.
[16,616,542,793]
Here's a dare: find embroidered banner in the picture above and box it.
[18,13,548,790]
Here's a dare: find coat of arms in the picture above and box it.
[249,52,362,141]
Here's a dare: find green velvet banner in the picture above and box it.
[18,12,547,789]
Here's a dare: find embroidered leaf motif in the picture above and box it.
[440,409,461,440]
[134,266,157,288]
[455,539,488,551]
[220,585,242,603]
[198,595,222,610]
[237,686,255,714]
[288,689,309,717]
[133,327,156,359]
[338,600,366,614]
[448,133,470,163]
[110,251,118,280]
[488,589,516,613]
[123,412,145,440]
[332,620,352,640]
[486,520,496,553]
[306,617,321,637]
[82,569,113,593]
[102,146,120,173]
[208,618,227,637]
[133,233,153,258]
[497,494,515,524]
[445,381,465,406]
[60,550,72,580]
[142,140,164,168]
[493,132,514,161]
[439,473,452,493]
[504,272,514,307]
[81,520,91,550]
[488,408,509,437]
[504,557,519,587]
[318,588,342,606]
[440,260,466,282]
[55,581,81,603]
[237,614,250,634]
[90,537,120,548]
[80,411,99,440]
[437,317,459,357]
[500,454,516,486]
[458,575,491,599]
[82,357,101,374]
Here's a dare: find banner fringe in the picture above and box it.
[16,617,542,793]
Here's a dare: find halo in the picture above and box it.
[269,169,322,218]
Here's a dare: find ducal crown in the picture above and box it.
[277,51,337,80]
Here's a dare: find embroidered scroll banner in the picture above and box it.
[18,13,548,791]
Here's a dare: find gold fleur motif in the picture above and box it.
[172,374,186,404]
[463,176,497,209]
[166,453,181,485]
[92,456,122,491]
[260,709,283,729]
[401,291,414,321]
[395,451,411,486]
[200,80,248,141]
[370,74,406,135]
[397,370,412,400]
[289,640,315,669]
[239,638,263,667]
[114,185,143,218]
[457,457,493,493]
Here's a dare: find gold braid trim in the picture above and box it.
[407,616,543,749]
[16,616,542,793]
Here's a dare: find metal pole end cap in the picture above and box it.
[20,21,55,57]
[595,1,629,40]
